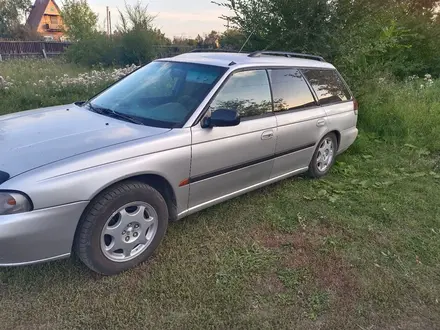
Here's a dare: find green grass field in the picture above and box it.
[0,60,439,329]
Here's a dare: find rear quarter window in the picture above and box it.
[268,69,317,112]
[301,69,352,105]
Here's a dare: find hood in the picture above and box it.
[0,104,169,179]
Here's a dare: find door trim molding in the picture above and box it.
[186,142,315,185]
[178,166,309,219]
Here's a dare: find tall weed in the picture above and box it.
[358,75,440,151]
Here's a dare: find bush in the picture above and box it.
[65,33,116,66]
[65,1,168,67]
[358,75,440,151]
[65,30,160,67]
[217,0,440,79]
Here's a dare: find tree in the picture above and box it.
[214,0,440,78]
[203,30,220,48]
[215,0,336,56]
[195,34,203,47]
[0,0,31,38]
[173,36,198,46]
[220,28,245,50]
[117,1,168,65]
[118,1,155,33]
[61,0,98,41]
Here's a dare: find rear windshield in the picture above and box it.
[301,69,352,105]
[89,61,227,128]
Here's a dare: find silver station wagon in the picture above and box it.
[0,51,358,275]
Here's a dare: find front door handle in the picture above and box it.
[261,130,274,140]
[316,119,326,127]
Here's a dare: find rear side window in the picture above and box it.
[268,69,317,112]
[209,70,272,119]
[302,69,352,105]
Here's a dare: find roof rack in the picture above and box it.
[248,51,326,62]
[190,49,239,53]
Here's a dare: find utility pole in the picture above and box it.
[106,6,110,35]
[109,10,112,36]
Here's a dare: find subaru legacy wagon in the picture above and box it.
[0,51,358,275]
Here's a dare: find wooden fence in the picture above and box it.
[0,41,71,60]
[0,41,220,61]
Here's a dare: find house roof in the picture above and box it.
[27,0,62,31]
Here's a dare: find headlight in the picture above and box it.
[0,192,32,215]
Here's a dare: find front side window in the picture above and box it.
[302,69,352,105]
[209,70,272,119]
[269,69,317,112]
[89,61,227,128]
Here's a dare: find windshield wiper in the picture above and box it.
[86,103,145,126]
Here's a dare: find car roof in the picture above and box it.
[162,52,336,70]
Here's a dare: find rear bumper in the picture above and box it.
[0,202,88,266]
[337,127,358,154]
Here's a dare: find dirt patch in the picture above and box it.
[252,223,361,327]
[254,273,286,295]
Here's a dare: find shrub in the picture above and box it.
[65,1,168,67]
[65,33,116,66]
[358,75,440,151]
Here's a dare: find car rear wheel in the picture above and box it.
[74,181,168,275]
[308,133,338,179]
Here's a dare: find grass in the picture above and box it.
[0,59,439,329]
[0,59,113,116]
[357,75,440,151]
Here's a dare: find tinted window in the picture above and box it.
[269,69,317,112]
[209,70,272,119]
[90,61,226,128]
[302,69,352,105]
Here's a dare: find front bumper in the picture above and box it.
[0,202,88,266]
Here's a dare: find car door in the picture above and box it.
[301,68,356,153]
[268,68,327,178]
[189,69,277,209]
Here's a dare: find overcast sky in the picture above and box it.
[87,0,229,38]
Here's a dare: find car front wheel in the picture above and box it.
[74,181,168,275]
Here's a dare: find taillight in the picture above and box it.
[353,99,359,114]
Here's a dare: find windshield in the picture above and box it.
[88,61,227,128]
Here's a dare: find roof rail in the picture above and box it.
[248,51,326,62]
[190,49,239,53]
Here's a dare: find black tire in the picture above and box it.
[74,181,168,275]
[308,133,338,179]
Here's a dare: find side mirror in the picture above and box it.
[202,109,240,128]
[75,101,87,106]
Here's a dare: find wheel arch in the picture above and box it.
[87,173,178,222]
[323,130,341,151]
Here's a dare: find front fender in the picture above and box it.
[2,130,192,215]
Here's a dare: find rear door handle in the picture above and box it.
[316,119,326,127]
[261,130,274,140]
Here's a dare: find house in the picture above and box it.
[26,0,65,41]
